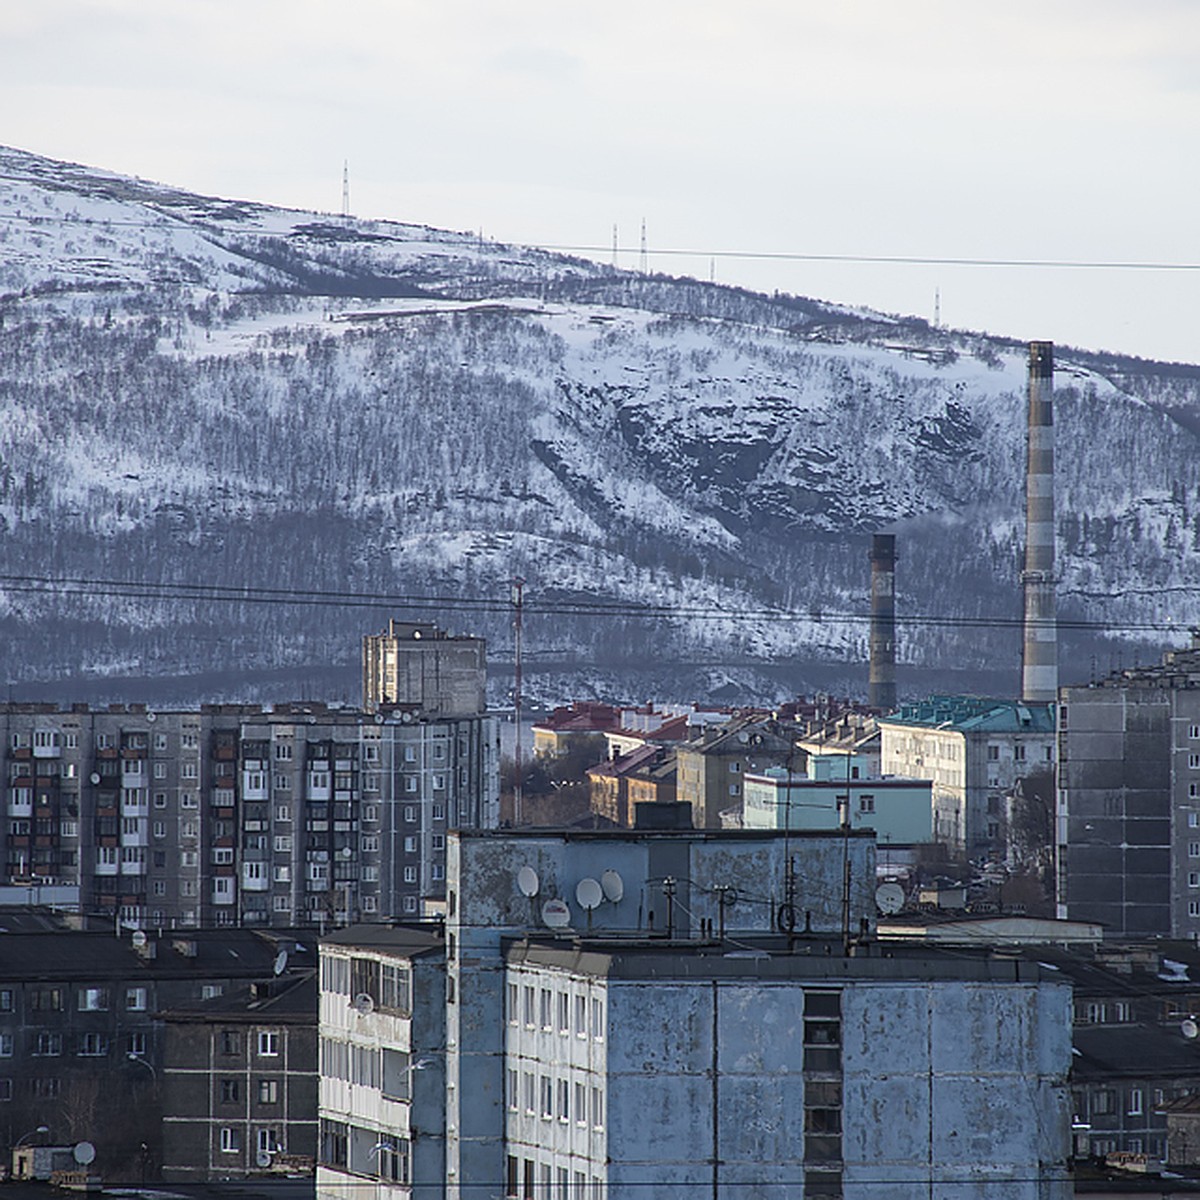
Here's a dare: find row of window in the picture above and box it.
[507,1070,604,1129]
[11,985,148,1013]
[508,984,605,1040]
[217,1029,283,1057]
[219,1126,282,1155]
[13,730,198,751]
[506,1157,603,1200]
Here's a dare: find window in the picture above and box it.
[575,994,587,1037]
[508,982,519,1024]
[404,836,417,853]
[258,1031,279,1057]
[1191,724,1200,740]
[78,987,109,1012]
[221,1030,242,1055]
[1192,754,1200,771]
[126,987,147,1011]
[1190,900,1200,919]
[542,1075,554,1119]
[127,1032,146,1056]
[34,1032,62,1056]
[220,1128,240,1153]
[575,1081,587,1126]
[0,1034,10,1057]
[403,866,417,884]
[1191,810,1200,826]
[591,1086,604,1128]
[540,988,552,1029]
[1014,744,1026,762]
[524,986,536,1027]
[77,1032,108,1057]
[221,1079,240,1103]
[558,992,570,1034]
[558,1078,570,1121]
[592,997,604,1040]
[0,990,13,1012]
[404,806,416,822]
[259,1079,279,1104]
[257,1128,278,1156]
[432,802,445,820]
[507,1068,519,1111]
[1189,873,1199,889]
[987,745,1000,761]
[523,1072,535,1114]
[859,795,875,813]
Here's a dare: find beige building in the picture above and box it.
[362,621,486,716]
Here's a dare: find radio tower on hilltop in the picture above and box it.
[342,160,351,218]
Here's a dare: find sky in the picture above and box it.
[4,0,1200,363]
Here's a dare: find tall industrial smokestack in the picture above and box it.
[1022,341,1057,703]
[869,533,897,711]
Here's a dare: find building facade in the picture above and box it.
[317,926,445,1200]
[362,622,487,717]
[879,697,1055,857]
[1056,635,1200,937]
[0,701,499,930]
[161,972,318,1181]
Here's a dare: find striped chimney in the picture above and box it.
[1021,340,1057,703]
[868,534,897,711]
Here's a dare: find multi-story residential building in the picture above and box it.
[161,971,318,1181]
[0,924,307,1180]
[317,926,446,1200]
[742,754,934,846]
[878,697,1056,857]
[0,700,499,930]
[314,827,1073,1200]
[362,621,487,717]
[1056,634,1200,938]
[674,717,799,829]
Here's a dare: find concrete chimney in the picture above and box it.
[868,533,897,711]
[1021,341,1057,703]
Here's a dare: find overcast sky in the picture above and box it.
[4,1,1200,363]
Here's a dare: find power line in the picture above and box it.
[4,209,1200,274]
[0,571,1196,637]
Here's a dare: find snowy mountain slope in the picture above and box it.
[1,144,1199,705]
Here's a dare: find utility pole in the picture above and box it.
[342,160,350,218]
[511,577,525,826]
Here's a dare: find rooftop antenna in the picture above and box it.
[639,217,648,274]
[710,257,715,283]
[342,160,350,219]
[934,287,940,328]
[512,577,525,826]
[611,223,618,268]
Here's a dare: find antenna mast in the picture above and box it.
[639,218,648,274]
[511,577,525,826]
[342,160,350,218]
[934,287,940,328]
[611,223,618,268]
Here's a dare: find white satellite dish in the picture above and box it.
[541,899,571,929]
[353,992,376,1015]
[89,772,101,785]
[875,882,905,916]
[256,1149,273,1168]
[576,878,603,911]
[145,711,157,723]
[131,930,148,949]
[273,950,288,976]
[73,1142,96,1167]
[601,870,624,903]
[1183,1018,1199,1040]
[517,866,540,898]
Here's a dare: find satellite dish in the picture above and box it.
[89,772,101,785]
[517,866,540,898]
[576,878,603,911]
[131,930,148,949]
[601,870,624,903]
[73,1142,96,1167]
[1183,1018,1199,1040]
[541,899,571,929]
[273,950,288,976]
[146,711,157,723]
[256,1149,273,1168]
[875,882,905,916]
[353,992,376,1015]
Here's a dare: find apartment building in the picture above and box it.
[0,701,498,930]
[316,926,446,1200]
[1056,633,1200,937]
[878,697,1055,856]
[362,621,487,716]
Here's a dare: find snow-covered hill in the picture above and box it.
[2,144,1199,707]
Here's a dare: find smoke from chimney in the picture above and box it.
[1022,341,1057,703]
[869,533,897,711]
